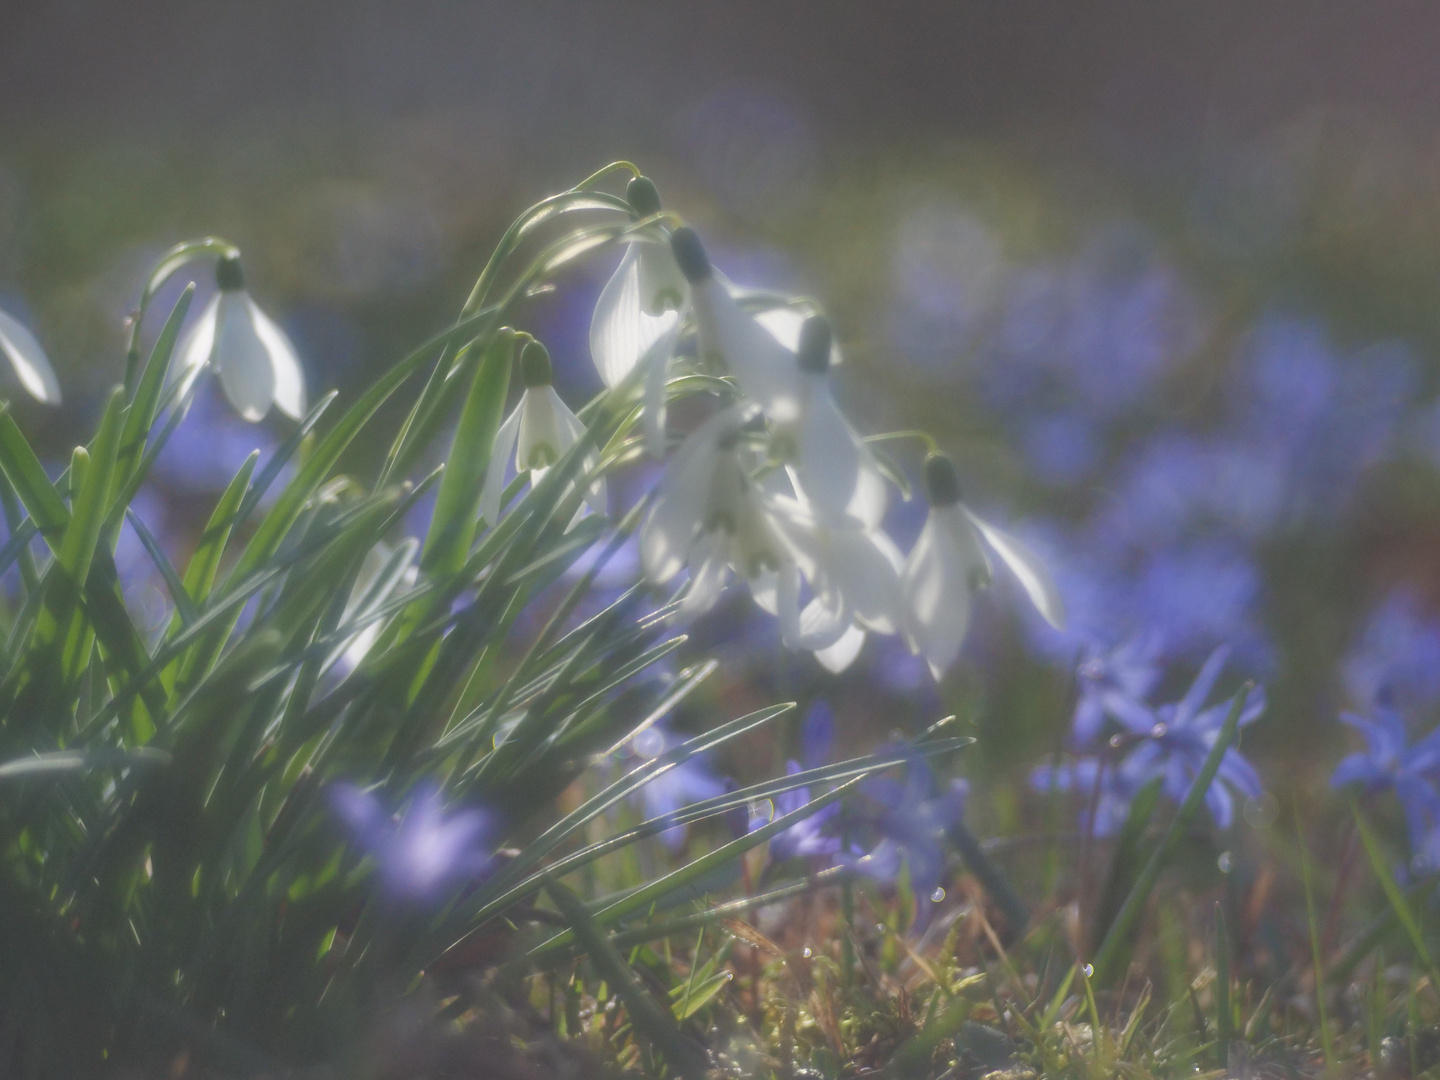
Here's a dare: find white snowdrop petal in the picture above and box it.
[793,592,852,651]
[692,277,801,421]
[815,624,866,674]
[555,395,607,516]
[795,384,861,525]
[640,407,745,583]
[902,514,979,677]
[634,240,688,317]
[680,531,730,617]
[517,386,570,480]
[642,322,680,460]
[479,406,522,526]
[848,447,889,531]
[172,293,221,395]
[248,299,306,420]
[590,245,681,388]
[214,293,275,422]
[964,509,1066,629]
[835,528,906,635]
[0,306,61,405]
[749,570,779,615]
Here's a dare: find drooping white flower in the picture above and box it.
[480,340,605,526]
[902,453,1065,678]
[173,255,306,422]
[0,304,61,404]
[589,177,688,459]
[670,228,803,423]
[640,404,814,622]
[777,316,887,530]
[331,538,420,674]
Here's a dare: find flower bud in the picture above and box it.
[669,227,712,284]
[922,453,962,507]
[796,316,832,374]
[519,340,553,387]
[626,176,662,218]
[215,254,246,293]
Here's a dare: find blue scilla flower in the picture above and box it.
[1332,707,1440,871]
[1102,646,1265,829]
[1343,591,1440,715]
[330,782,499,903]
[1071,635,1164,748]
[628,724,728,852]
[841,756,967,931]
[1031,756,1139,838]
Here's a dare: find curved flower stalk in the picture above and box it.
[173,254,306,422]
[0,304,61,404]
[480,340,605,526]
[902,453,1066,678]
[777,316,888,530]
[329,782,499,903]
[669,227,803,423]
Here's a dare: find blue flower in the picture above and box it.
[1332,707,1440,868]
[1343,591,1440,715]
[1031,756,1138,838]
[330,782,498,903]
[1102,646,1265,829]
[1071,635,1164,747]
[841,757,967,932]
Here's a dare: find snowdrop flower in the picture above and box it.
[777,316,888,530]
[0,304,61,404]
[590,177,687,458]
[670,227,802,421]
[480,340,605,525]
[902,453,1065,678]
[771,511,907,671]
[173,255,306,422]
[640,404,813,622]
[329,781,498,903]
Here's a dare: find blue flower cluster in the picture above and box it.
[1033,645,1266,836]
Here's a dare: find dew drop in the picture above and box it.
[1082,964,1094,977]
[1109,734,1125,748]
[1150,722,1168,739]
[801,946,812,958]
[930,886,946,903]
[1217,851,1233,874]
[875,923,888,935]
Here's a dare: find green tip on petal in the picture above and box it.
[669,227,711,284]
[215,255,245,292]
[626,176,662,218]
[922,453,962,507]
[797,316,832,374]
[519,340,553,387]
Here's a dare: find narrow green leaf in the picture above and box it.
[125,506,199,626]
[421,330,513,577]
[546,883,707,1080]
[1353,802,1440,989]
[0,405,69,547]
[0,747,170,781]
[115,284,194,497]
[1215,901,1231,1069]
